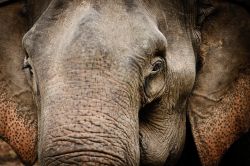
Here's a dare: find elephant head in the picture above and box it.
[1,0,197,165]
[188,1,250,166]
[2,0,249,166]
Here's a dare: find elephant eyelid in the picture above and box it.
[150,53,167,76]
[22,57,34,75]
[22,63,32,70]
[154,48,166,58]
[151,60,164,73]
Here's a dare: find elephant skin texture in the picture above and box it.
[0,2,37,165]
[1,1,249,166]
[188,2,250,166]
[1,0,197,165]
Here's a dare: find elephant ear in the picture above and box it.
[188,2,250,166]
[0,1,37,165]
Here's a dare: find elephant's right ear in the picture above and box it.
[188,3,250,166]
[0,1,37,165]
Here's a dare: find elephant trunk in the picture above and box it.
[38,75,140,165]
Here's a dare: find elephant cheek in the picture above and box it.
[139,113,186,166]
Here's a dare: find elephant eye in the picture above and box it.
[22,56,39,96]
[143,57,167,103]
[151,60,164,73]
[22,56,33,76]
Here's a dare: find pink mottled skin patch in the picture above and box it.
[0,84,37,164]
[0,2,38,165]
[190,74,250,166]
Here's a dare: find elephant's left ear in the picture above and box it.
[0,1,38,165]
[188,3,250,166]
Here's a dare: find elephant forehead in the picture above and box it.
[23,1,162,59]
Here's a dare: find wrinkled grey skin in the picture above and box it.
[22,0,196,165]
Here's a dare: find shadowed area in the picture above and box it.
[0,139,23,166]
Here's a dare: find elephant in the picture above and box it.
[0,0,198,165]
[0,0,249,166]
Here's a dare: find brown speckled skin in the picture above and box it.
[189,2,250,166]
[0,2,37,165]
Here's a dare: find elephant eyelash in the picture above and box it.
[22,57,33,75]
[152,60,164,73]
[22,63,32,70]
